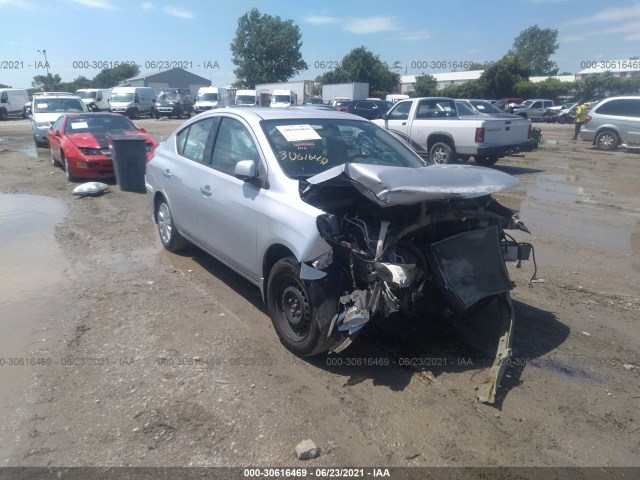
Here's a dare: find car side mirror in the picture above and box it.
[54,129,61,137]
[234,159,258,181]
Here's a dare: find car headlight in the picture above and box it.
[79,147,103,156]
[36,121,51,128]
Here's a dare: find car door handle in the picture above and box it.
[163,169,172,178]
[402,122,407,125]
[200,185,212,196]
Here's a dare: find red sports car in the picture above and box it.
[48,112,157,181]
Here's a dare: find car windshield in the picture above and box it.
[471,101,503,114]
[111,93,133,102]
[198,93,218,101]
[33,98,85,113]
[272,95,291,103]
[521,100,534,108]
[76,91,96,99]
[157,92,178,102]
[456,101,480,116]
[261,118,425,179]
[236,95,256,105]
[64,115,137,134]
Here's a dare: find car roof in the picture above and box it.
[62,112,128,119]
[209,107,360,121]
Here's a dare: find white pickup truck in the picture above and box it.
[372,97,533,166]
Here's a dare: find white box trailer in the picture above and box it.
[255,80,319,106]
[321,83,369,104]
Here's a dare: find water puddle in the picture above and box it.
[520,172,638,255]
[0,194,70,445]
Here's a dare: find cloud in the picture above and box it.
[142,1,153,10]
[306,15,340,25]
[564,5,640,26]
[0,0,34,8]
[163,6,193,19]
[69,0,115,9]
[398,30,430,41]
[624,32,640,41]
[343,16,400,34]
[602,20,640,34]
[560,34,587,42]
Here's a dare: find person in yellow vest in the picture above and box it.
[573,99,588,141]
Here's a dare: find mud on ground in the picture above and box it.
[0,119,638,469]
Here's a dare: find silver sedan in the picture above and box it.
[145,108,532,401]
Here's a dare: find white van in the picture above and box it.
[270,89,296,108]
[235,89,257,107]
[75,88,111,111]
[194,87,229,113]
[0,88,29,120]
[386,94,410,104]
[108,86,155,119]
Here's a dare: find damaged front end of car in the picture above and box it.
[300,163,534,403]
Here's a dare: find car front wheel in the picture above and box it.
[61,151,76,182]
[156,199,188,251]
[595,131,619,151]
[267,257,339,357]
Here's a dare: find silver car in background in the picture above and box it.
[580,96,640,151]
[145,108,533,403]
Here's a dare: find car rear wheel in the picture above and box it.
[475,156,498,167]
[595,131,619,151]
[267,257,339,357]
[429,142,456,164]
[156,199,189,251]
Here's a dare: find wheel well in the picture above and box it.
[262,244,295,303]
[596,127,619,137]
[152,192,166,222]
[427,134,455,152]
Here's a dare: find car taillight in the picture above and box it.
[475,127,485,143]
[584,115,592,125]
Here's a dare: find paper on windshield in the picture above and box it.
[36,103,48,108]
[70,122,89,130]
[276,125,321,142]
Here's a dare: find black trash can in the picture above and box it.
[107,133,147,192]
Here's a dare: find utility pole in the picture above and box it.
[37,49,50,90]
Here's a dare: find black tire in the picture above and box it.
[61,151,77,182]
[267,257,339,357]
[595,130,619,151]
[475,156,499,167]
[0,109,7,121]
[557,115,567,125]
[50,148,60,167]
[129,108,138,120]
[33,135,47,148]
[154,110,160,119]
[155,199,189,252]
[429,142,456,164]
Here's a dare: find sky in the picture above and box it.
[1,0,639,90]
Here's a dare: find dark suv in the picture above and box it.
[580,96,640,151]
[153,89,194,119]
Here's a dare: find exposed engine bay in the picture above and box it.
[300,163,535,403]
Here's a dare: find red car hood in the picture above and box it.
[67,130,146,149]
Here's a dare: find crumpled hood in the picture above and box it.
[303,163,519,207]
[67,130,142,149]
